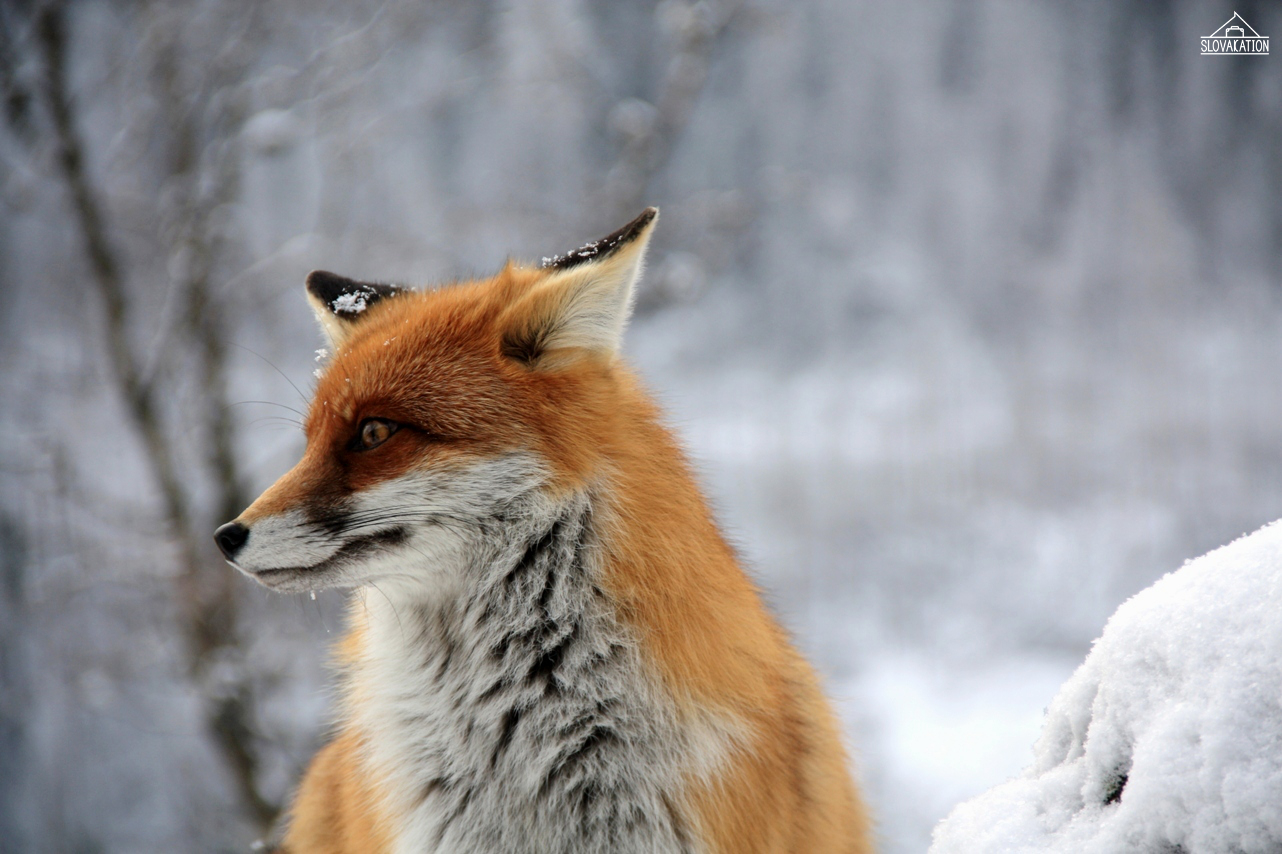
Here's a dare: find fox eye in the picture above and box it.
[353,418,398,451]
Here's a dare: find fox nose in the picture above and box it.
[214,521,249,560]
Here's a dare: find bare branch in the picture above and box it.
[602,0,745,222]
[599,0,748,316]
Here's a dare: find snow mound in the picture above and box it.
[930,520,1282,854]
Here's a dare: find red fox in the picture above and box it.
[215,208,872,853]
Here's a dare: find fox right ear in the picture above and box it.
[305,270,406,349]
[500,208,658,367]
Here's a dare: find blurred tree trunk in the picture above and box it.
[33,0,276,830]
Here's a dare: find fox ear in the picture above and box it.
[305,270,406,348]
[502,207,658,366]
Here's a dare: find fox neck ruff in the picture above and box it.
[344,487,716,854]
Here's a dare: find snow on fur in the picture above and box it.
[930,520,1282,854]
[330,290,372,315]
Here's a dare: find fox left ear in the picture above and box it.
[305,270,407,348]
[502,207,658,366]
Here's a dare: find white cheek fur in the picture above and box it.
[234,509,338,571]
[233,453,547,593]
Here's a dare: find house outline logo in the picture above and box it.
[1202,11,1269,55]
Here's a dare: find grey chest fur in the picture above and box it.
[353,498,701,854]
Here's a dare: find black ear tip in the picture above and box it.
[305,271,407,318]
[542,207,661,271]
[305,270,351,303]
[622,207,658,236]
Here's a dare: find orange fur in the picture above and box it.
[237,217,873,853]
[559,370,872,852]
[281,729,399,854]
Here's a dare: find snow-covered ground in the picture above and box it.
[932,521,1282,853]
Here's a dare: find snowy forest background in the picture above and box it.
[1,0,1280,851]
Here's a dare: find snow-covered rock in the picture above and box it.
[930,520,1282,854]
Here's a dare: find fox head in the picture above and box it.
[214,208,658,595]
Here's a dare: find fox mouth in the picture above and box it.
[232,527,409,591]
